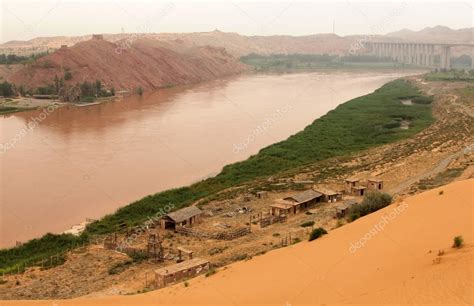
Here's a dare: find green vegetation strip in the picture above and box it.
[240,53,406,71]
[0,78,434,273]
[425,69,474,82]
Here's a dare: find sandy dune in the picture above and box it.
[4,179,473,305]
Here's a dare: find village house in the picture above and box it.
[270,189,322,216]
[344,177,384,196]
[367,178,384,191]
[313,187,343,203]
[344,178,360,193]
[154,257,210,288]
[350,185,367,196]
[335,199,358,218]
[160,206,203,230]
[270,200,294,216]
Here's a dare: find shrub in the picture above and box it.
[108,260,132,275]
[309,227,327,241]
[64,71,72,80]
[347,191,392,221]
[300,221,315,228]
[453,236,463,248]
[129,251,149,263]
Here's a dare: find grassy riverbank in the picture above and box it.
[240,53,413,71]
[0,78,434,274]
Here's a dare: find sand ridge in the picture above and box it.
[3,179,473,305]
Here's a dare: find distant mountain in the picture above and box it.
[386,26,473,44]
[1,26,472,58]
[8,36,248,92]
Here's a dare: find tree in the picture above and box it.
[64,71,72,80]
[95,80,102,95]
[0,81,15,97]
[137,87,143,96]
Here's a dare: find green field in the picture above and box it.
[425,69,474,81]
[240,53,409,71]
[0,78,435,274]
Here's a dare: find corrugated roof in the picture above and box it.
[313,187,340,196]
[166,206,203,223]
[285,189,322,204]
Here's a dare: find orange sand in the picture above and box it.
[4,179,473,305]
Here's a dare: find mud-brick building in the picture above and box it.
[270,189,322,216]
[313,187,343,203]
[335,199,358,218]
[367,179,384,191]
[344,178,360,193]
[155,258,210,288]
[160,206,203,230]
[350,185,367,196]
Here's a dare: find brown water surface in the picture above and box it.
[0,71,420,247]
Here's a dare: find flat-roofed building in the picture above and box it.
[160,206,203,230]
[313,187,343,203]
[155,258,210,288]
[367,179,384,191]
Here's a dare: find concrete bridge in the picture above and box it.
[367,42,474,70]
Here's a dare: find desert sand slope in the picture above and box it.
[4,179,473,305]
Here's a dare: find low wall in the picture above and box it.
[175,226,250,240]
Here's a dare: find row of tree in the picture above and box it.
[0,52,49,65]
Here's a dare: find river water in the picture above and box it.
[0,70,420,248]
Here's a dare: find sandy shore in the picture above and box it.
[3,178,472,305]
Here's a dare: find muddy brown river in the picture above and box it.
[0,70,420,248]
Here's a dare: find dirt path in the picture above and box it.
[389,149,466,195]
[390,91,474,195]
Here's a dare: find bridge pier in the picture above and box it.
[440,46,451,70]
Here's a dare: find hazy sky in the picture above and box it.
[1,0,472,43]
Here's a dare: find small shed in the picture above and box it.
[160,206,203,230]
[367,179,384,191]
[351,186,367,196]
[256,191,268,199]
[345,178,360,193]
[335,203,350,218]
[155,258,210,288]
[270,201,293,216]
[335,199,358,218]
[313,187,343,203]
